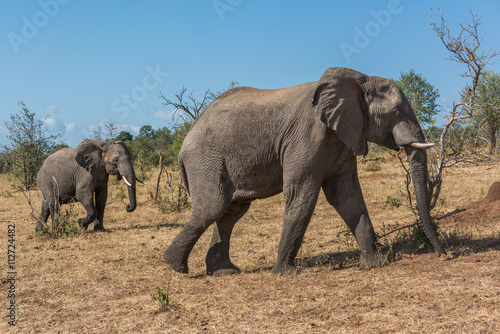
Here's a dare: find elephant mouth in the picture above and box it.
[383,134,399,151]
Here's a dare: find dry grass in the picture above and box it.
[0,156,499,333]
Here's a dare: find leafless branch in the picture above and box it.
[427,9,499,210]
[433,208,467,221]
[160,87,213,122]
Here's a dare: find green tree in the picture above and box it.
[115,130,134,142]
[154,127,173,149]
[474,70,500,154]
[3,101,61,190]
[165,121,191,165]
[50,142,69,154]
[394,69,440,127]
[138,125,155,139]
[125,125,173,167]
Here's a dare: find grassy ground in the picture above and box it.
[0,154,499,333]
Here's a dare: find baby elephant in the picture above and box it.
[36,139,137,232]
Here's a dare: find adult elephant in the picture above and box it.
[164,67,445,276]
[37,139,137,231]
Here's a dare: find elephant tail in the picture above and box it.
[179,160,190,196]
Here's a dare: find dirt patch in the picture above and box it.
[441,181,500,227]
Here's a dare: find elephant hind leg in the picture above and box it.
[206,201,251,276]
[165,162,236,274]
[164,197,232,274]
[164,212,220,274]
[36,200,51,233]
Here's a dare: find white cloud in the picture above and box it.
[43,117,57,128]
[64,122,76,133]
[151,108,174,120]
[88,123,102,132]
[114,123,141,134]
[130,125,141,133]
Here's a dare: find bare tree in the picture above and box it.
[160,87,213,122]
[104,120,118,143]
[159,82,238,122]
[427,9,499,209]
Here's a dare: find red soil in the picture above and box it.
[441,181,500,227]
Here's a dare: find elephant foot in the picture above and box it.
[359,251,386,268]
[78,218,91,230]
[93,224,105,232]
[206,260,241,277]
[35,221,43,233]
[205,243,240,276]
[164,248,189,274]
[271,262,300,276]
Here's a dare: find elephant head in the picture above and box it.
[75,139,137,212]
[313,67,444,256]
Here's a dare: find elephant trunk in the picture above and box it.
[126,183,137,212]
[405,145,445,256]
[120,166,137,213]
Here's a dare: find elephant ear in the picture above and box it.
[312,68,369,156]
[75,139,108,180]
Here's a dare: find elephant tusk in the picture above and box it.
[136,177,148,185]
[122,176,132,187]
[410,142,435,150]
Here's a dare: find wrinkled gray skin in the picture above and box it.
[164,67,445,276]
[36,139,137,231]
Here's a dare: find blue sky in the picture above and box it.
[1,0,500,147]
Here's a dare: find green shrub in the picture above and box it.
[364,161,382,172]
[37,209,81,238]
[384,196,401,208]
[155,183,190,213]
[151,287,171,308]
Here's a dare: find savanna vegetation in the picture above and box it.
[0,150,498,333]
[0,9,499,334]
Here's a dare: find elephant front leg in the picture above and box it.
[206,202,251,276]
[322,172,384,268]
[93,187,108,231]
[272,180,321,275]
[77,194,97,230]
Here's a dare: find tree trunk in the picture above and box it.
[488,127,497,155]
[155,153,163,201]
